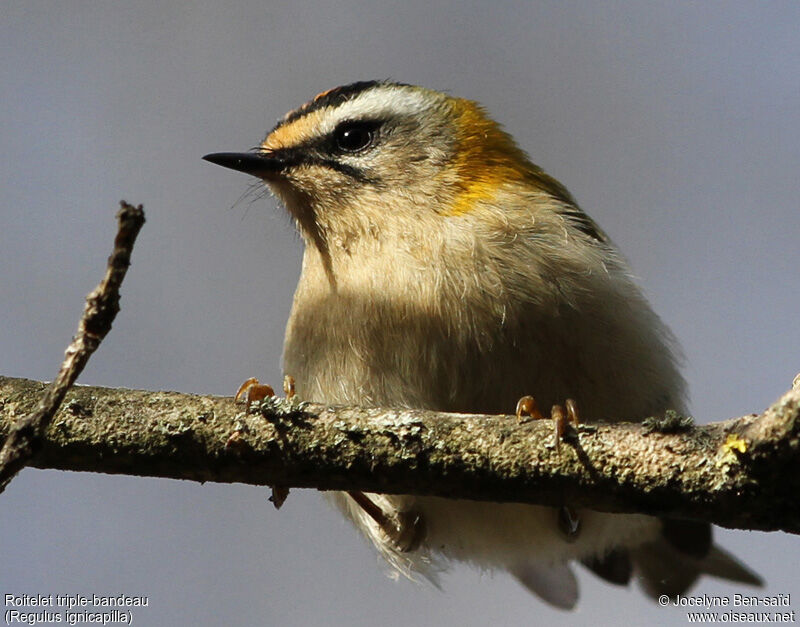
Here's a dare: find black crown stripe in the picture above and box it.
[272,80,408,132]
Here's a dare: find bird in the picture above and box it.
[203,80,761,609]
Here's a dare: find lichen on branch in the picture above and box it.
[1,374,798,535]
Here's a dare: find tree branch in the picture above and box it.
[1,374,798,534]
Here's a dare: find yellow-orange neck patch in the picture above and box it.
[447,99,534,216]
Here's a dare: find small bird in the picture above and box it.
[204,81,761,608]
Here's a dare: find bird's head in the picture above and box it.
[204,81,576,258]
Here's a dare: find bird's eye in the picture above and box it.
[333,121,376,153]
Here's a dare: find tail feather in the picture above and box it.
[632,539,703,598]
[581,548,632,586]
[700,545,763,587]
[660,518,711,558]
[631,522,762,599]
[510,562,578,610]
[577,520,762,601]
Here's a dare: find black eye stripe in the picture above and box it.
[262,120,385,183]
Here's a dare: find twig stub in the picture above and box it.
[0,201,145,492]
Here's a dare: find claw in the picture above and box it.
[558,505,581,541]
[283,375,296,399]
[565,398,579,427]
[516,396,580,452]
[552,404,566,451]
[234,377,275,414]
[516,395,545,423]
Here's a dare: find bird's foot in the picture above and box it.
[235,377,275,414]
[515,396,580,452]
[233,376,298,509]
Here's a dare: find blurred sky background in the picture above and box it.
[2,2,799,625]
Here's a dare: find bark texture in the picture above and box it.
[1,374,798,534]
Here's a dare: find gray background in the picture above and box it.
[2,2,798,625]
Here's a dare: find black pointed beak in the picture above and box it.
[202,152,285,178]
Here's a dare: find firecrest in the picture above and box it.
[204,81,760,608]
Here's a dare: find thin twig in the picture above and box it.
[0,201,145,492]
